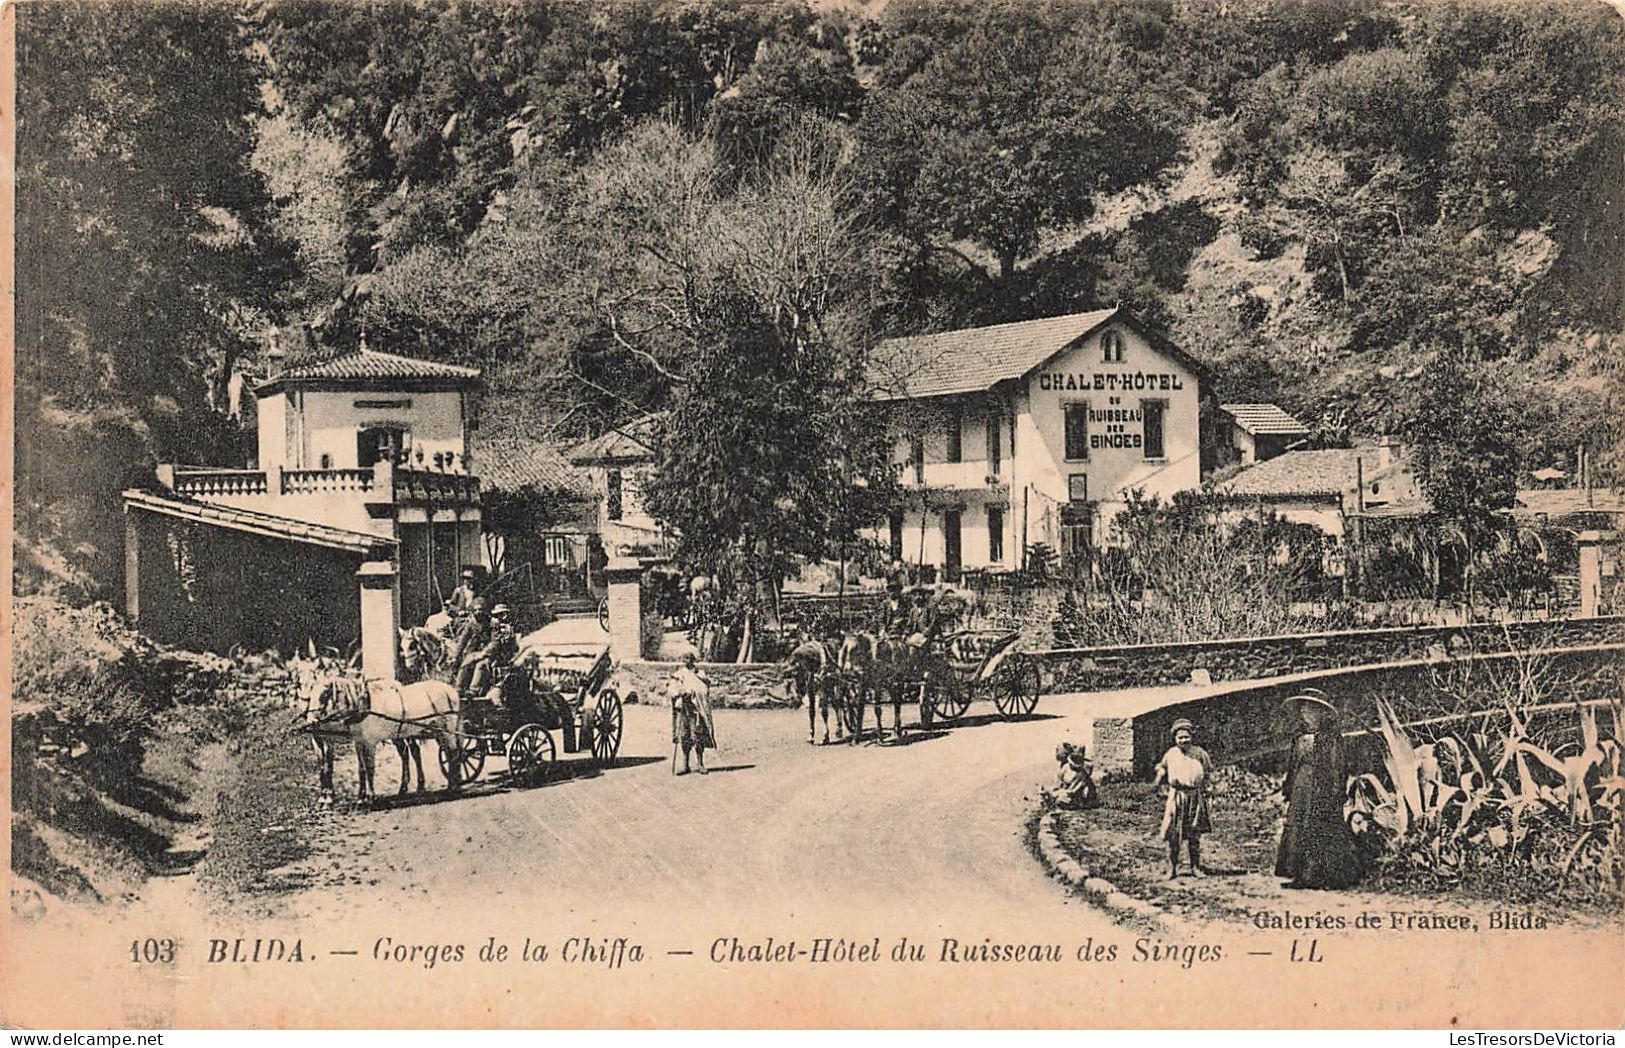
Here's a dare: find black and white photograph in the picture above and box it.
[6,0,1625,1030]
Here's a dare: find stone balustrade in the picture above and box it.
[172,469,270,499]
[392,466,481,506]
[281,468,375,495]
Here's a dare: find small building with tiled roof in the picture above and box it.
[866,306,1209,577]
[565,414,669,557]
[126,340,488,656]
[475,435,594,500]
[255,341,482,475]
[1218,403,1310,466]
[1212,442,1421,537]
[255,345,481,394]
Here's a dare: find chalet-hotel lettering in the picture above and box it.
[868,307,1209,577]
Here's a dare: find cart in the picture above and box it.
[924,629,1044,724]
[437,642,628,787]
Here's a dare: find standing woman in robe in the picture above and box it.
[1276,690,1363,889]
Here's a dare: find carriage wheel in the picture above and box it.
[993,657,1043,719]
[930,674,971,723]
[591,689,624,765]
[506,724,556,785]
[597,597,611,633]
[438,735,486,788]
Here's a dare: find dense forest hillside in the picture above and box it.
[15,0,1625,600]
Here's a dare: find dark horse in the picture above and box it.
[862,632,955,745]
[786,635,846,744]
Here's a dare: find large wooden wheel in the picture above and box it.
[590,689,624,765]
[438,734,486,787]
[992,656,1042,719]
[506,723,556,784]
[929,670,971,723]
[596,597,611,633]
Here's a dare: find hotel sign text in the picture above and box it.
[1038,371,1184,392]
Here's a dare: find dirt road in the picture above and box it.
[273,695,1107,928]
[12,690,1623,1028]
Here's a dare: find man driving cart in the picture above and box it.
[454,603,518,698]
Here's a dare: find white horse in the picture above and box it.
[291,657,462,804]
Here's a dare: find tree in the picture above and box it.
[853,4,1187,288]
[16,0,290,596]
[1391,352,1520,614]
[641,293,897,660]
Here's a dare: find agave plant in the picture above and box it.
[1353,692,1625,895]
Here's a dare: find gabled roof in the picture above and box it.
[567,413,662,466]
[473,435,594,499]
[867,307,1209,401]
[1213,448,1391,501]
[1220,403,1310,436]
[256,347,481,395]
[123,489,397,555]
[1513,488,1625,520]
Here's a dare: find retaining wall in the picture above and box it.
[1040,616,1625,694]
[1084,642,1625,780]
[611,659,795,709]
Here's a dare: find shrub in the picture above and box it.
[1350,694,1624,903]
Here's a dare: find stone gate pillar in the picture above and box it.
[357,560,400,681]
[605,556,644,662]
[1577,530,1618,618]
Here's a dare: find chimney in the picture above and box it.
[264,327,285,380]
[1377,434,1395,472]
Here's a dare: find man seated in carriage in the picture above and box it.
[881,582,908,638]
[422,599,457,641]
[905,587,943,650]
[447,567,482,616]
[455,604,518,699]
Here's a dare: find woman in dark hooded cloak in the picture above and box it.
[1276,689,1363,889]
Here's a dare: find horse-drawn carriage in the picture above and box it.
[438,642,627,786]
[922,628,1045,724]
[803,624,1044,745]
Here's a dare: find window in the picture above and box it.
[1142,399,1166,459]
[606,469,623,521]
[987,413,1002,476]
[987,506,1004,563]
[910,433,925,483]
[1064,403,1089,461]
[943,510,962,580]
[889,511,904,562]
[319,453,333,470]
[1101,330,1125,363]
[946,406,962,464]
[356,425,408,467]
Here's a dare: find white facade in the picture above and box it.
[256,388,470,472]
[877,316,1204,577]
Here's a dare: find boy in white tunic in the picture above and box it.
[1154,718,1213,879]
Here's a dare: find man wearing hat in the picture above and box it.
[1276,689,1362,889]
[447,567,482,618]
[454,604,517,698]
[1153,717,1214,878]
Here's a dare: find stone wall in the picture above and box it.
[610,659,796,709]
[1038,616,1625,695]
[1101,642,1625,779]
[128,510,365,656]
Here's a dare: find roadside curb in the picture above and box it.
[1032,808,1166,926]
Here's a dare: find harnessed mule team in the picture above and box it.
[288,579,1030,805]
[286,601,508,806]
